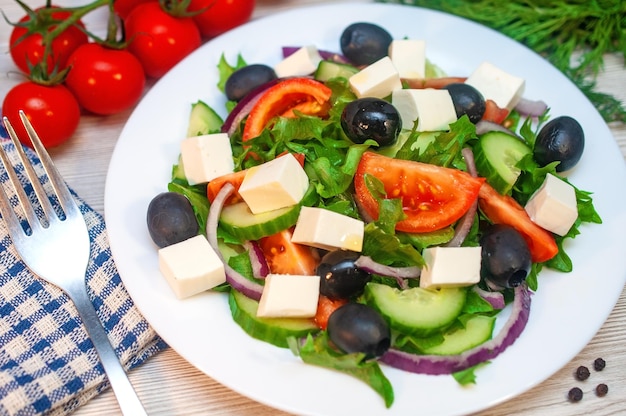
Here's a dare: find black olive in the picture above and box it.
[224,64,277,102]
[340,22,393,66]
[534,115,585,172]
[317,250,371,300]
[442,83,486,124]
[340,97,401,146]
[327,302,391,359]
[147,192,199,248]
[480,224,531,289]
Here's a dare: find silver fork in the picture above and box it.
[0,111,147,416]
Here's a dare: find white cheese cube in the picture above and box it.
[238,153,309,214]
[181,133,234,185]
[420,246,482,289]
[291,206,364,252]
[274,45,323,78]
[257,274,320,318]
[349,56,402,99]
[524,173,578,236]
[464,61,525,110]
[392,89,457,131]
[388,39,426,79]
[158,235,226,299]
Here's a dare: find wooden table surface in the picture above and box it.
[1,0,625,415]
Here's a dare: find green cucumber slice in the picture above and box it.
[364,283,467,336]
[314,60,359,82]
[473,131,532,194]
[219,202,300,241]
[229,289,319,348]
[421,315,496,355]
[186,100,224,137]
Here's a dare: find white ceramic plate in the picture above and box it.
[104,3,626,415]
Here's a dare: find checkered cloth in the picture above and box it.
[0,131,168,415]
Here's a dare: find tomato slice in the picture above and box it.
[482,99,510,125]
[354,152,485,233]
[314,295,347,330]
[242,77,332,142]
[403,76,467,89]
[257,227,320,275]
[478,183,558,263]
[206,152,305,204]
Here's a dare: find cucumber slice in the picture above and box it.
[364,283,467,336]
[219,202,300,241]
[314,60,359,82]
[229,289,319,348]
[186,100,224,137]
[473,131,532,194]
[421,315,496,355]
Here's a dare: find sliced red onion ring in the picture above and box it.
[221,79,280,137]
[380,284,532,375]
[445,148,478,247]
[515,97,548,117]
[355,256,420,289]
[475,120,518,136]
[206,183,264,301]
[243,240,270,279]
[472,285,505,310]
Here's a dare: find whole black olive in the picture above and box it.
[480,224,531,289]
[340,22,393,66]
[327,302,391,359]
[225,64,277,102]
[317,250,371,300]
[147,192,199,248]
[442,83,486,124]
[534,115,585,172]
[340,97,401,146]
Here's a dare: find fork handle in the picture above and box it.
[68,283,148,416]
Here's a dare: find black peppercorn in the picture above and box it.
[575,365,590,381]
[596,383,608,397]
[593,357,606,371]
[568,387,583,402]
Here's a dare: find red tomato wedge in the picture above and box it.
[354,152,484,233]
[478,183,558,263]
[403,76,467,89]
[206,153,305,204]
[314,295,347,330]
[242,77,332,142]
[257,228,320,276]
[482,99,510,125]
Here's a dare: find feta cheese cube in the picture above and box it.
[257,274,320,318]
[392,89,457,131]
[238,153,309,214]
[181,133,234,185]
[388,39,426,79]
[524,173,578,236]
[291,206,364,252]
[274,45,323,78]
[158,235,226,299]
[464,61,525,110]
[420,246,482,289]
[349,56,402,99]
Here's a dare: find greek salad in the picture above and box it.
[146,21,601,408]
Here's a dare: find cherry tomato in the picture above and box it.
[188,0,255,39]
[314,295,347,330]
[9,6,88,75]
[354,152,485,233]
[257,228,320,276]
[482,99,509,124]
[113,0,155,20]
[64,43,146,115]
[124,2,201,78]
[478,182,558,263]
[2,82,80,148]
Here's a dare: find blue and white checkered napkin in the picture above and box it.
[0,133,168,415]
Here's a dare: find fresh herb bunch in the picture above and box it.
[379,0,626,123]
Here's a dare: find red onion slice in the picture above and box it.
[355,255,420,289]
[515,97,548,117]
[243,240,270,279]
[380,284,532,375]
[206,183,264,301]
[221,79,280,137]
[475,120,518,136]
[445,148,478,247]
[472,285,506,310]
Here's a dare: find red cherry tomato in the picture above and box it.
[64,43,146,115]
[2,82,80,148]
[257,228,320,276]
[113,0,155,20]
[124,2,202,78]
[314,295,347,330]
[188,0,255,39]
[354,152,485,233]
[9,6,88,75]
